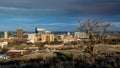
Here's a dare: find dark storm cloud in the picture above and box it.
[0,0,120,15]
[64,0,120,15]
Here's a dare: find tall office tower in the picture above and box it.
[4,32,8,39]
[17,28,23,39]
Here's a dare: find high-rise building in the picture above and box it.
[17,28,23,39]
[41,34,46,42]
[49,34,54,42]
[4,32,8,39]
[35,28,45,34]
[41,34,55,42]
[28,34,36,40]
[27,34,37,43]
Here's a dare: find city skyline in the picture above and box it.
[0,0,120,31]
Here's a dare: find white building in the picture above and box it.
[4,32,8,39]
[35,28,45,34]
[63,32,74,43]
[74,32,89,40]
[0,42,8,48]
[45,31,51,34]
[27,34,37,43]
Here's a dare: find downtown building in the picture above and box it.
[17,28,23,39]
[74,32,89,41]
[27,28,54,43]
[41,34,54,42]
[4,32,8,39]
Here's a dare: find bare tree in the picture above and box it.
[77,19,111,54]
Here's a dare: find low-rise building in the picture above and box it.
[63,32,74,43]
[6,50,29,58]
[74,32,89,41]
[0,42,8,48]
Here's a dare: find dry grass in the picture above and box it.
[0,45,120,68]
[17,52,56,61]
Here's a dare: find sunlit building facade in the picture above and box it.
[35,28,45,34]
[41,34,55,42]
[4,32,8,39]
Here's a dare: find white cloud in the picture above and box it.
[29,23,77,26]
[0,6,62,13]
[6,18,36,21]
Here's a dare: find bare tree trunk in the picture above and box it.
[77,19,111,54]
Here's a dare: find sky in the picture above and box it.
[0,0,120,32]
